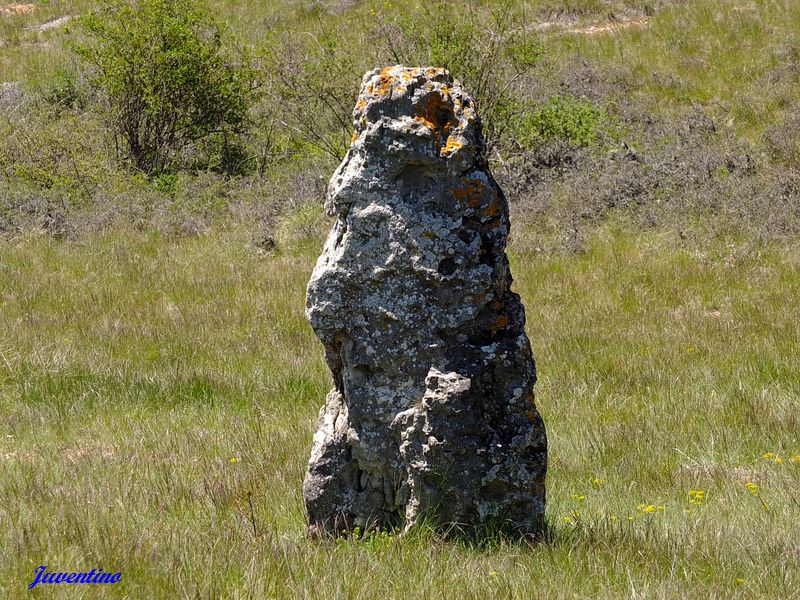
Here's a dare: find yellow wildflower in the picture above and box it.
[745,482,758,496]
[571,494,586,502]
[763,452,775,460]
[734,578,746,586]
[688,489,705,505]
[229,457,239,463]
[793,455,800,463]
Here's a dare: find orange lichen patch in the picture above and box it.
[527,390,536,405]
[375,78,393,96]
[526,409,538,423]
[450,178,486,207]
[374,66,396,97]
[482,197,502,217]
[413,115,438,130]
[490,300,503,310]
[484,217,503,230]
[355,98,367,110]
[416,90,457,134]
[351,131,358,144]
[489,314,509,333]
[1,3,37,15]
[441,135,464,156]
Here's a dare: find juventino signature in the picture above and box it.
[28,566,122,589]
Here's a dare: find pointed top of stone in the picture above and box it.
[352,65,481,161]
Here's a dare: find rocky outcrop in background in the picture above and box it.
[304,66,547,537]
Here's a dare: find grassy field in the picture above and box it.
[1,226,798,598]
[2,0,800,597]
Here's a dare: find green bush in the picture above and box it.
[383,1,542,150]
[264,1,541,160]
[29,65,91,113]
[515,95,613,148]
[263,23,366,163]
[73,0,256,175]
[0,109,109,204]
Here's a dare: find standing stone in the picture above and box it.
[303,66,547,537]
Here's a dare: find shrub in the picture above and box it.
[0,108,109,203]
[514,94,614,148]
[264,0,542,160]
[73,0,256,175]
[263,23,366,163]
[29,65,92,113]
[764,101,800,170]
[379,0,542,150]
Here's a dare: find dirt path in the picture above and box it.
[0,3,37,16]
[535,16,651,35]
[34,15,72,32]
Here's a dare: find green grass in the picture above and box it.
[2,0,799,596]
[551,0,800,138]
[1,226,798,598]
[4,0,798,139]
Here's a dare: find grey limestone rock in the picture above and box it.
[303,66,547,537]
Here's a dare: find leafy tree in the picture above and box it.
[73,0,255,175]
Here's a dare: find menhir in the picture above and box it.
[303,66,547,537]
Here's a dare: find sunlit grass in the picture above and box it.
[4,0,799,144]
[1,0,799,596]
[0,226,798,597]
[545,0,800,138]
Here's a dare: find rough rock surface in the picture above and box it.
[303,66,547,537]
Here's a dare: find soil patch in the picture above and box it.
[0,3,37,16]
